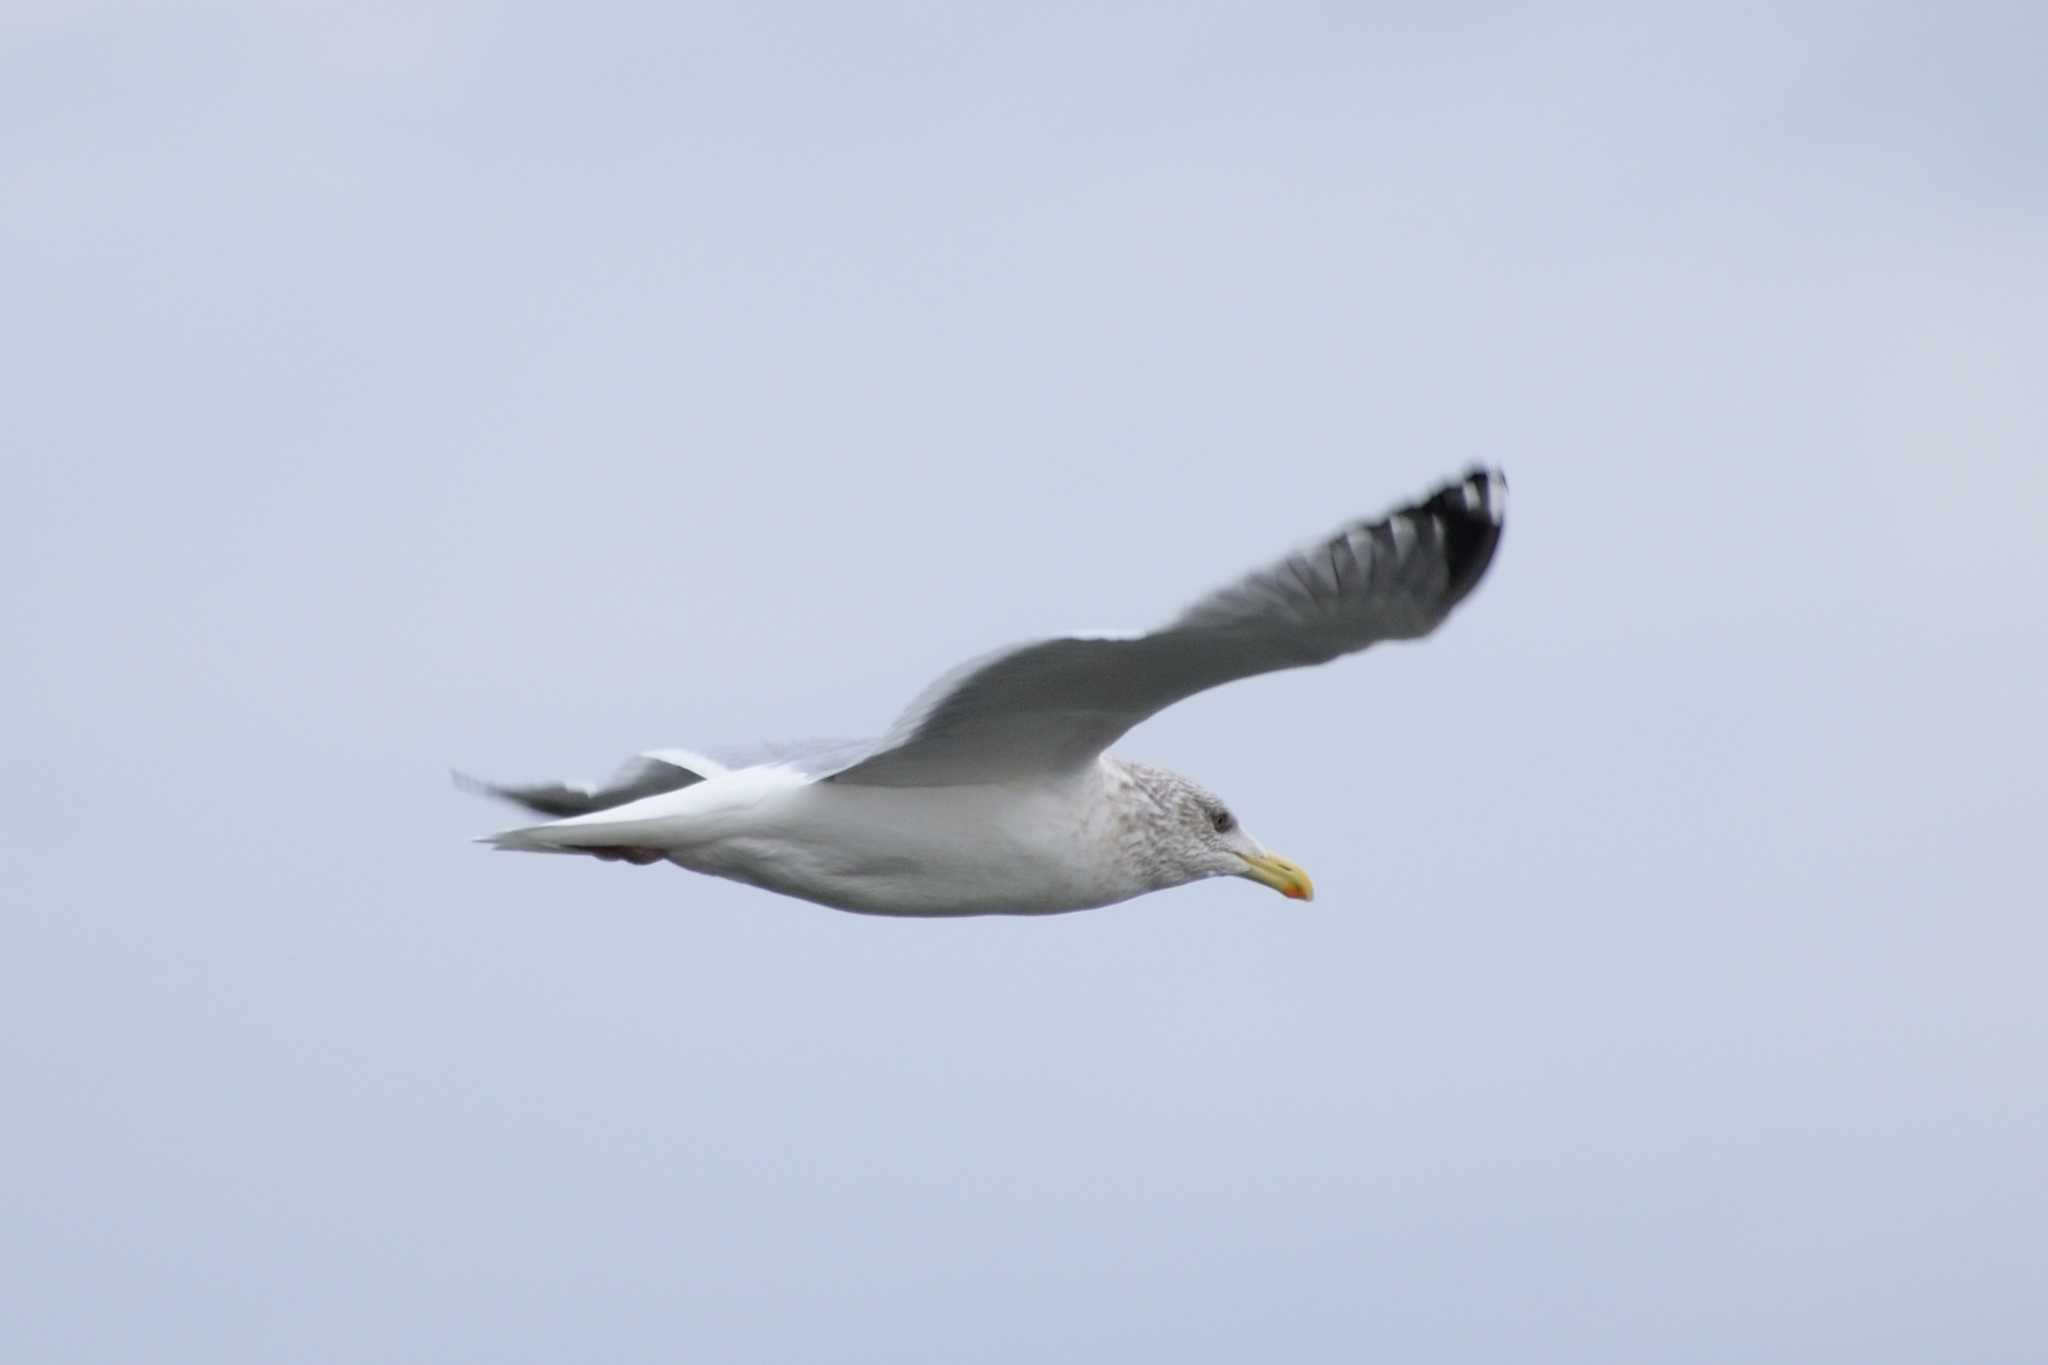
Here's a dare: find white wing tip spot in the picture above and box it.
[1388,515,1417,559]
[1468,468,1507,524]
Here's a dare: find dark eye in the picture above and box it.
[1210,808,1234,833]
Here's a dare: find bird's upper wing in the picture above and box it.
[823,467,1507,787]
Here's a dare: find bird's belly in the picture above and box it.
[675,779,1134,917]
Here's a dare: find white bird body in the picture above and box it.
[468,468,1506,917]
[491,759,1161,916]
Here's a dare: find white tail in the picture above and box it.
[476,784,714,858]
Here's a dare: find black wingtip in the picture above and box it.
[1422,466,1506,606]
[453,769,593,819]
[455,754,710,820]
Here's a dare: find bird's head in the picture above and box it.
[1120,763,1315,902]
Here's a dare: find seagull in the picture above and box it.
[466,468,1506,916]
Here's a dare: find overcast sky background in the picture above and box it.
[5,2,2044,1361]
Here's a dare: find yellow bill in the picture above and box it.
[1238,851,1315,901]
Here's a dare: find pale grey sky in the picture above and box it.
[4,3,2044,1361]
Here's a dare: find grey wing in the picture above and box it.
[825,467,1506,787]
[457,748,722,818]
[691,737,878,780]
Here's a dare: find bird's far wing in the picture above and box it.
[458,748,724,818]
[823,467,1507,788]
[694,737,877,780]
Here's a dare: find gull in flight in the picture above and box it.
[466,468,1506,916]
